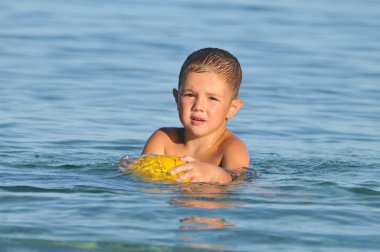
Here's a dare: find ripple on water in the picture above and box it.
[344,186,380,196]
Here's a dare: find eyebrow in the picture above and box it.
[182,89,222,98]
[181,89,194,93]
[206,92,222,98]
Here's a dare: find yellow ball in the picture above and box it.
[128,155,189,183]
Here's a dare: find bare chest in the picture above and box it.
[165,143,223,167]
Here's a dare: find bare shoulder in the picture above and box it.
[221,131,250,169]
[142,127,182,155]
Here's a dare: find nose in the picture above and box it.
[193,96,206,111]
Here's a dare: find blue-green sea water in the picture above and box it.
[1,0,380,251]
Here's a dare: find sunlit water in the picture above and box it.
[1,0,380,251]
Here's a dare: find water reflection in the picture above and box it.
[173,183,240,250]
[172,198,240,209]
[180,216,235,230]
[171,183,243,209]
[176,235,226,251]
[139,178,245,249]
[177,214,235,250]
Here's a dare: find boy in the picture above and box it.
[142,48,250,184]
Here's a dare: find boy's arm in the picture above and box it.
[171,138,250,184]
[141,128,167,155]
[220,138,250,181]
[222,138,250,171]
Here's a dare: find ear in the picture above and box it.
[226,99,243,119]
[173,88,179,105]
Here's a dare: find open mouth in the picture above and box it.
[191,116,206,125]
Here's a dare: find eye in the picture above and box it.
[209,96,219,101]
[183,93,195,97]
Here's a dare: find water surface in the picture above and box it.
[1,0,380,251]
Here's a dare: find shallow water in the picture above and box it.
[1,0,380,251]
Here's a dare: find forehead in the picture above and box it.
[182,71,231,94]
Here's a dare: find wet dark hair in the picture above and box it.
[178,48,242,99]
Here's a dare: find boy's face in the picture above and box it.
[173,71,242,138]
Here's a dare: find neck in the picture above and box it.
[183,125,228,153]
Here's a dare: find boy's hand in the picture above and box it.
[170,156,232,184]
